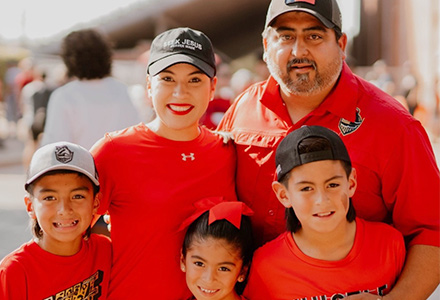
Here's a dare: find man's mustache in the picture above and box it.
[287,58,317,70]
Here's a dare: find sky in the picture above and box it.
[0,0,360,43]
[0,0,143,41]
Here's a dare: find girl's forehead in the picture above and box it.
[189,236,240,255]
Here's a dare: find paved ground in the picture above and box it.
[0,135,439,298]
[0,138,31,259]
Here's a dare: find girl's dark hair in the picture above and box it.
[61,29,113,80]
[182,210,254,292]
[182,211,254,265]
[25,170,99,239]
[281,136,356,233]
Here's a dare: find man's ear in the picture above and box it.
[24,195,36,219]
[338,33,348,60]
[263,37,268,55]
[180,252,186,273]
[272,181,292,208]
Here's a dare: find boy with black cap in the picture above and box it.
[0,141,111,299]
[90,27,237,299]
[243,126,405,300]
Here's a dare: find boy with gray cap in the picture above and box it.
[0,141,111,299]
[243,126,405,300]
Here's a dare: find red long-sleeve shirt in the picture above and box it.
[218,62,440,247]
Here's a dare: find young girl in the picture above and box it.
[90,27,238,299]
[0,142,111,299]
[180,199,254,300]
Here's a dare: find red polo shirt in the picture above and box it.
[218,62,440,247]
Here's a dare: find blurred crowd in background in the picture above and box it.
[0,0,439,168]
[0,47,438,170]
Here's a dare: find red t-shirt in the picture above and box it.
[217,63,440,247]
[0,234,111,300]
[91,124,237,299]
[243,218,406,300]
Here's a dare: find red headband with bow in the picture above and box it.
[179,197,253,231]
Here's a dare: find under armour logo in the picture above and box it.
[181,153,195,161]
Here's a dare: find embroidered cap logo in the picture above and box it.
[55,145,74,164]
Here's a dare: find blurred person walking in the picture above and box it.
[20,68,59,167]
[41,29,141,150]
[3,60,21,138]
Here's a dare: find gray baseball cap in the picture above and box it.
[275,126,351,180]
[265,0,342,32]
[25,142,99,189]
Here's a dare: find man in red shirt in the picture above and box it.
[217,0,440,299]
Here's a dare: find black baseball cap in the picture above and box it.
[275,126,351,180]
[147,27,216,78]
[265,0,342,32]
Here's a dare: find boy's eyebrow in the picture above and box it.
[325,175,345,183]
[38,186,91,193]
[71,186,92,192]
[294,175,345,185]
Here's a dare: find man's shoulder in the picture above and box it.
[234,79,271,106]
[219,79,283,131]
[344,72,416,127]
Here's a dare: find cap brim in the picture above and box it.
[267,7,335,29]
[148,54,215,78]
[25,165,100,188]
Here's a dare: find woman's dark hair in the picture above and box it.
[25,170,99,239]
[281,136,356,233]
[61,29,113,80]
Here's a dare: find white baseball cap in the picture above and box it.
[25,141,99,189]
